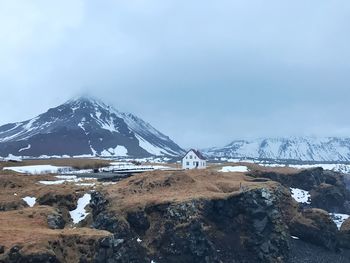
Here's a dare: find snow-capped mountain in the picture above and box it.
[0,96,184,158]
[204,137,350,162]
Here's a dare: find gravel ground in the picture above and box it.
[288,239,350,263]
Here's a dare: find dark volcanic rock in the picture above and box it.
[37,193,77,211]
[91,186,295,263]
[0,245,59,263]
[288,238,350,263]
[339,218,350,249]
[311,183,349,213]
[126,211,150,236]
[250,168,341,191]
[289,208,339,251]
[47,212,65,229]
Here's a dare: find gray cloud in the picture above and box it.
[1,0,350,148]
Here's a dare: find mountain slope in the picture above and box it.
[0,97,184,158]
[204,137,350,162]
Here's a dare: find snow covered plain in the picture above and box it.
[39,175,83,185]
[101,162,174,173]
[3,165,72,174]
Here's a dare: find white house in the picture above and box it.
[182,149,207,170]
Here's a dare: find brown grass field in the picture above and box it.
[100,168,279,214]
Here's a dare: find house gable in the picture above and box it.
[182,149,206,161]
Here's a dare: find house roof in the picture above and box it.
[183,149,206,160]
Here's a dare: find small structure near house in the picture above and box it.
[182,149,207,170]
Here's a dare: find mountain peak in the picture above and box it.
[0,97,184,158]
[66,95,105,107]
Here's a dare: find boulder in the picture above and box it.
[311,183,349,213]
[290,208,339,251]
[338,218,350,249]
[47,211,65,229]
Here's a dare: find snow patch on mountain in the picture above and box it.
[18,144,31,152]
[135,134,163,156]
[101,145,128,156]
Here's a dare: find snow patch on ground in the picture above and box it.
[75,183,96,187]
[39,175,82,185]
[219,166,249,173]
[330,213,350,229]
[22,196,36,207]
[3,165,71,174]
[102,162,172,173]
[290,188,311,204]
[70,193,92,224]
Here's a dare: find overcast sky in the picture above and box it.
[0,0,350,148]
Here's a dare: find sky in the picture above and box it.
[0,0,350,148]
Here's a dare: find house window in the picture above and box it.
[190,155,193,159]
[186,162,189,166]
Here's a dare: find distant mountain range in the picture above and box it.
[2,98,350,162]
[204,137,350,162]
[0,96,184,158]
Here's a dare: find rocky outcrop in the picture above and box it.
[289,208,339,251]
[90,186,296,263]
[0,232,114,263]
[250,168,342,191]
[37,192,78,223]
[250,168,350,213]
